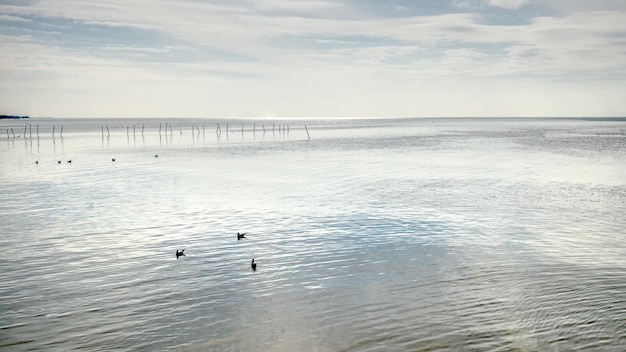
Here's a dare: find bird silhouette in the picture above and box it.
[176,249,185,259]
[251,258,257,271]
[237,232,247,240]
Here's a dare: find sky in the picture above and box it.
[1,0,625,118]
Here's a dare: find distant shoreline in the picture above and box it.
[0,115,29,119]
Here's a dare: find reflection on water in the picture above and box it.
[1,117,625,351]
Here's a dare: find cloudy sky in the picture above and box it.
[1,0,625,118]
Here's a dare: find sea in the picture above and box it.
[1,117,625,351]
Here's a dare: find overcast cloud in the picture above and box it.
[1,0,625,117]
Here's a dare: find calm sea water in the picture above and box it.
[1,117,625,351]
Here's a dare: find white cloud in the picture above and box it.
[487,0,529,10]
[0,14,30,22]
[0,0,625,117]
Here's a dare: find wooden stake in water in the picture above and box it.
[305,124,310,141]
[60,126,63,137]
[52,125,55,138]
[106,125,110,137]
[37,125,39,139]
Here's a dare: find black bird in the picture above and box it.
[176,249,185,259]
[57,160,61,164]
[251,258,257,271]
[67,160,72,164]
[112,158,116,162]
[237,232,246,240]
[35,161,38,165]
[154,154,159,158]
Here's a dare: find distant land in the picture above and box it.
[0,115,29,119]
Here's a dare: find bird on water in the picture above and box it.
[112,158,116,162]
[251,258,257,271]
[237,232,246,240]
[176,249,185,259]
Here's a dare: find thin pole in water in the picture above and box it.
[52,125,55,138]
[305,124,310,141]
[60,126,63,137]
[106,125,110,137]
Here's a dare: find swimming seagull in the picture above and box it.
[176,249,185,259]
[251,258,257,271]
[237,232,246,240]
